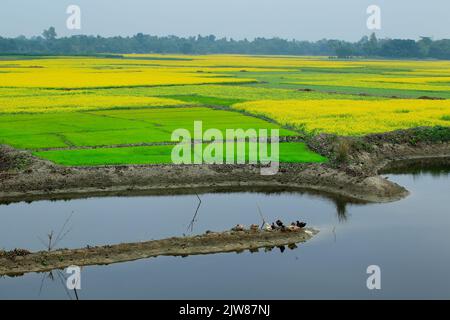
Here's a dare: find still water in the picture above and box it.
[0,167,449,299]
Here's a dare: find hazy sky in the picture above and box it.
[1,0,449,40]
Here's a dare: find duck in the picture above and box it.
[232,224,245,231]
[287,225,300,231]
[263,223,272,231]
[276,220,285,228]
[250,224,259,231]
[296,221,307,228]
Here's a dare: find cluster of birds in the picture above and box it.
[270,220,307,231]
[232,219,307,232]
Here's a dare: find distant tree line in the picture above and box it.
[1,28,449,59]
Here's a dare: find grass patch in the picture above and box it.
[0,107,297,149]
[161,94,245,107]
[34,142,327,166]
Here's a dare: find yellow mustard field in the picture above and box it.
[0,57,256,88]
[290,75,450,92]
[233,99,450,135]
[0,54,449,135]
[0,95,187,113]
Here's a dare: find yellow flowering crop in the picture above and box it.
[0,57,256,88]
[0,95,187,113]
[233,99,450,135]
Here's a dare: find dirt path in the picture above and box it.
[0,228,318,276]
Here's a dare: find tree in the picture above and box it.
[429,40,450,59]
[380,39,420,58]
[367,32,379,55]
[0,30,448,59]
[42,27,57,41]
[334,43,353,59]
[181,42,194,54]
[418,36,433,57]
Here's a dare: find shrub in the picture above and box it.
[335,139,352,163]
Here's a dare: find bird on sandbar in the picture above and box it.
[232,224,245,231]
[296,221,307,228]
[263,223,272,231]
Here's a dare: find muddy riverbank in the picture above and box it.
[0,127,449,204]
[0,228,317,276]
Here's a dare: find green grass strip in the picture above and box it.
[33,142,327,166]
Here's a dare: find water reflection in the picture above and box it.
[187,193,202,232]
[38,270,80,300]
[334,197,349,222]
[381,158,450,177]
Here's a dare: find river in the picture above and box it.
[0,165,449,299]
